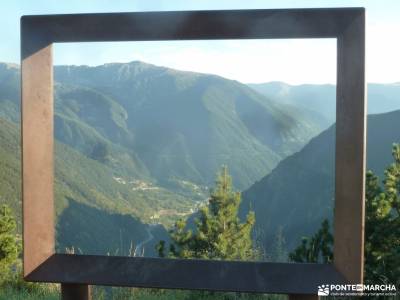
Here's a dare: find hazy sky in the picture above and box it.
[1,0,399,84]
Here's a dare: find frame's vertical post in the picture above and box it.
[62,284,91,300]
[334,9,366,284]
[21,39,55,276]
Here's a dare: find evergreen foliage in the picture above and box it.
[288,219,332,263]
[290,144,400,286]
[90,141,110,162]
[158,166,256,260]
[0,205,21,285]
[364,144,400,286]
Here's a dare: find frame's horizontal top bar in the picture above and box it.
[21,7,365,19]
[26,254,347,294]
[21,7,364,45]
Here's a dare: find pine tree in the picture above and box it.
[91,141,110,163]
[288,219,333,263]
[289,144,400,287]
[364,144,400,286]
[157,166,256,261]
[0,204,21,285]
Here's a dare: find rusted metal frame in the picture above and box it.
[21,8,355,46]
[333,10,366,283]
[25,253,347,294]
[21,8,366,299]
[21,42,54,277]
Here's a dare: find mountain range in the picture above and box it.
[54,62,323,189]
[0,61,399,259]
[0,61,323,256]
[249,81,400,126]
[241,109,400,253]
[0,115,169,256]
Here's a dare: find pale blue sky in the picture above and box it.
[1,0,399,84]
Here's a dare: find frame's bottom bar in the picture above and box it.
[25,254,347,295]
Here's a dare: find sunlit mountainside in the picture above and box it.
[241,109,400,251]
[0,61,399,257]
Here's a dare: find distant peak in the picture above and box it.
[248,81,291,87]
[103,60,143,66]
[98,60,156,68]
[128,60,148,65]
[53,61,149,68]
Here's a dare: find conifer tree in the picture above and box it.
[157,166,256,261]
[364,144,400,285]
[0,204,21,285]
[288,219,333,263]
[290,144,400,286]
[91,141,110,163]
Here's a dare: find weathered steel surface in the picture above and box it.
[21,43,54,277]
[27,254,347,295]
[21,8,359,46]
[334,9,366,284]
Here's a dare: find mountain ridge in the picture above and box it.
[0,60,322,190]
[241,109,400,253]
[248,81,400,124]
[2,60,399,259]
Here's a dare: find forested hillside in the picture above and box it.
[0,61,322,256]
[53,61,323,189]
[0,116,168,256]
[241,109,400,252]
[1,61,399,260]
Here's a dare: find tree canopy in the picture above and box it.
[157,166,256,261]
[0,204,21,285]
[289,144,400,286]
